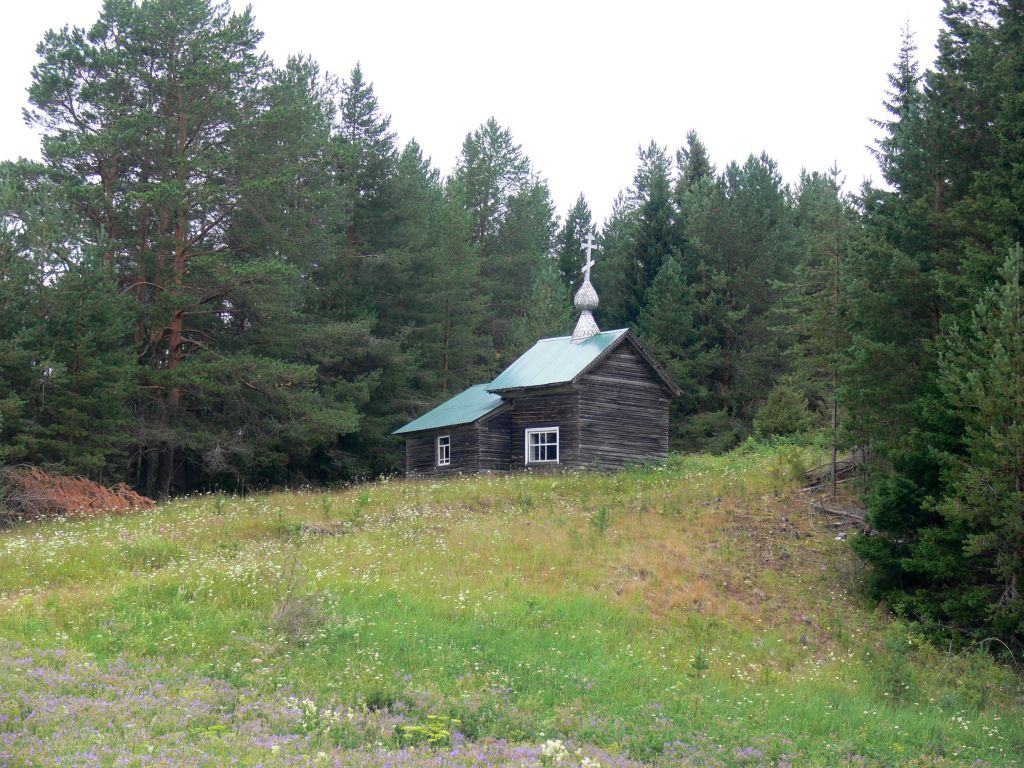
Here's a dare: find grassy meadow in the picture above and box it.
[1,442,1021,766]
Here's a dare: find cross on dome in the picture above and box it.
[581,234,598,282]
[571,234,601,344]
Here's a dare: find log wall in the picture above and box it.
[506,389,581,471]
[576,342,671,470]
[478,410,511,471]
[404,424,479,476]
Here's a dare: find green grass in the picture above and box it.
[1,441,1021,766]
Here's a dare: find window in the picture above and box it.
[436,435,450,466]
[525,427,559,464]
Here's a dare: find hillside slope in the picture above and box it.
[1,444,1021,766]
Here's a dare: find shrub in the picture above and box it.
[768,444,810,489]
[363,686,397,712]
[274,592,329,646]
[678,410,750,454]
[753,382,815,437]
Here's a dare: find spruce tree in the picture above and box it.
[849,23,944,456]
[334,63,398,252]
[448,118,555,364]
[555,193,596,290]
[371,141,489,398]
[0,165,47,467]
[675,130,716,198]
[779,169,853,496]
[593,192,637,331]
[507,259,574,358]
[624,141,682,324]
[681,153,794,424]
[0,161,135,479]
[935,245,1024,643]
[638,256,711,443]
[870,24,929,196]
[850,2,1024,648]
[449,118,530,247]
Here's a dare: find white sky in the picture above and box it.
[1,0,944,225]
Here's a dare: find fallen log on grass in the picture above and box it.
[807,498,867,528]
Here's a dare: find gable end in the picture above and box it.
[573,331,680,396]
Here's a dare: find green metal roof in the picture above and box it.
[394,329,637,435]
[487,329,628,391]
[393,384,505,435]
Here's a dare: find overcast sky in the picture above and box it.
[1,1,944,225]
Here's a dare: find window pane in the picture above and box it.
[526,429,558,463]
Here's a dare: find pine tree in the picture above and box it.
[25,0,352,495]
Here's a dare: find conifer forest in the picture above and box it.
[1,0,1023,650]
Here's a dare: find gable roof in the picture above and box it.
[487,328,629,392]
[487,328,679,395]
[394,329,679,436]
[393,384,504,435]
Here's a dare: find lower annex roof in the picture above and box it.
[392,384,504,435]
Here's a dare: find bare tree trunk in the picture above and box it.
[831,180,839,505]
[831,380,838,503]
[441,275,454,397]
[157,444,175,499]
[156,74,190,499]
[101,156,118,267]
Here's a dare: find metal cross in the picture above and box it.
[581,234,598,282]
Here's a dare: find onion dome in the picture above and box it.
[570,235,601,344]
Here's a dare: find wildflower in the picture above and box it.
[541,738,570,765]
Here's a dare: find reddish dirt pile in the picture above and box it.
[0,465,154,524]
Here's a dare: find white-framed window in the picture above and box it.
[436,435,451,466]
[525,427,559,464]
